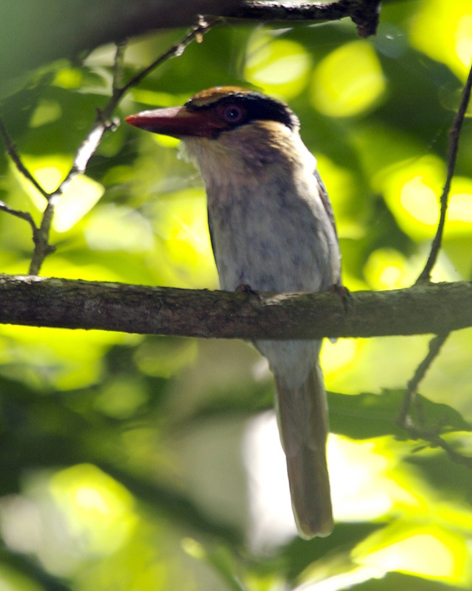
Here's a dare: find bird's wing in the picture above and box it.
[314,169,338,240]
[207,207,217,259]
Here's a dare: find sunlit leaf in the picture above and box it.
[377,155,472,241]
[328,390,470,441]
[410,0,472,79]
[311,41,386,117]
[50,464,137,556]
[353,522,471,587]
[53,174,105,232]
[245,31,311,99]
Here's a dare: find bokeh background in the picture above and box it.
[1,0,472,589]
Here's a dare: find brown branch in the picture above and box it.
[60,17,217,190]
[0,201,37,232]
[0,118,49,200]
[397,333,449,428]
[29,201,57,275]
[417,62,472,283]
[0,0,381,83]
[0,275,471,339]
[224,0,382,37]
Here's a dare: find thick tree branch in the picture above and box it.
[0,275,471,339]
[223,0,381,37]
[0,0,379,83]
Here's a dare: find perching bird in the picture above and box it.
[126,87,341,539]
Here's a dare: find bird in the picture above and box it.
[125,86,341,539]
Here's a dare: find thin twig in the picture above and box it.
[112,40,127,95]
[425,433,472,469]
[54,16,219,193]
[0,118,50,200]
[29,201,57,275]
[117,16,220,100]
[417,62,472,283]
[397,333,450,427]
[0,201,37,231]
[397,332,472,470]
[0,17,218,276]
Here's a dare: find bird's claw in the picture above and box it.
[329,283,351,312]
[235,283,261,301]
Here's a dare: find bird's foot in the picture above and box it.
[329,283,351,312]
[235,283,261,301]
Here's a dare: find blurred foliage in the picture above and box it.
[0,1,472,590]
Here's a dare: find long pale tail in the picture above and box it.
[275,363,333,538]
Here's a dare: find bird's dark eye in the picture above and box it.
[221,104,246,124]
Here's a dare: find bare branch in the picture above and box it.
[0,118,49,200]
[28,202,57,275]
[0,201,37,231]
[112,40,128,95]
[223,0,382,37]
[396,333,472,469]
[0,0,381,84]
[0,275,471,339]
[0,19,216,276]
[55,17,218,195]
[117,16,220,100]
[417,62,472,283]
[397,333,449,428]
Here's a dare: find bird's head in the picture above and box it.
[126,87,314,186]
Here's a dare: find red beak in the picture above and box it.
[125,106,221,139]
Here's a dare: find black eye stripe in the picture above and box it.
[186,92,298,131]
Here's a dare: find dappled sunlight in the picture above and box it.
[315,154,364,240]
[354,523,471,586]
[11,155,71,198]
[49,464,137,556]
[296,564,386,591]
[410,0,472,80]
[94,376,149,419]
[243,416,420,548]
[53,174,105,232]
[0,566,44,591]
[85,203,155,252]
[0,323,138,389]
[1,1,472,589]
[311,41,386,117]
[244,412,297,548]
[363,248,421,290]
[134,336,198,379]
[10,155,105,232]
[30,100,62,128]
[421,328,472,420]
[53,67,83,90]
[148,187,218,288]
[377,155,472,244]
[377,156,443,240]
[400,176,439,226]
[321,338,360,386]
[245,31,311,99]
[329,436,414,524]
[323,335,429,395]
